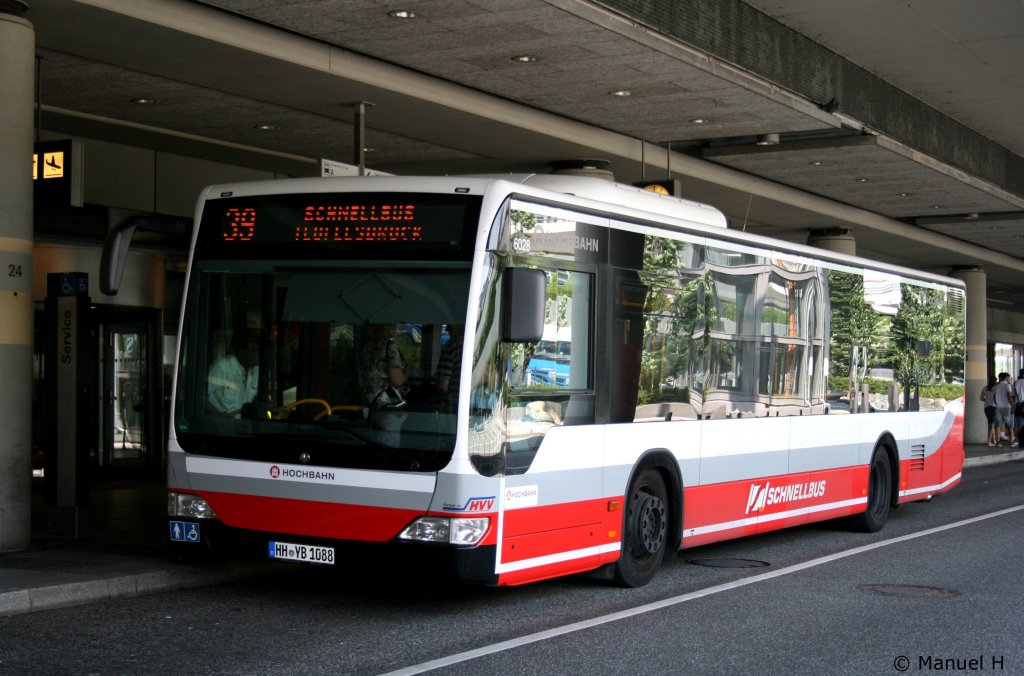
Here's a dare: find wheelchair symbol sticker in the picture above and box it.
[169,520,201,543]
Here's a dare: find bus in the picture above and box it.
[156,174,964,587]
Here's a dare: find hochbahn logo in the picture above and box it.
[268,465,336,481]
[745,480,826,514]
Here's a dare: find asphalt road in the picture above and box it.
[2,461,1022,676]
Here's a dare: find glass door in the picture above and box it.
[98,309,163,473]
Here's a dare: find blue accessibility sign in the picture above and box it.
[169,520,201,543]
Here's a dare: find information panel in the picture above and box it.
[199,192,482,259]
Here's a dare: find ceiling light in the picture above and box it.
[755,133,779,146]
[131,97,156,105]
[931,205,942,209]
[856,178,870,183]
[897,192,911,197]
[254,124,278,131]
[689,118,709,124]
[512,55,538,63]
[387,9,416,18]
[808,161,823,166]
[609,90,632,97]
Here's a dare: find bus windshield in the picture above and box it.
[173,260,471,472]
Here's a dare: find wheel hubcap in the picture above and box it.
[633,492,667,555]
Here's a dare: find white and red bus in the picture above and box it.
[161,174,964,586]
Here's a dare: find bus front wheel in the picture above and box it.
[613,468,669,587]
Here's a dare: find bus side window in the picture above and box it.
[508,269,594,428]
[511,269,592,391]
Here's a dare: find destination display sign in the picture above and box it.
[199,192,481,259]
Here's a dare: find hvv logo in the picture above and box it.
[443,496,497,512]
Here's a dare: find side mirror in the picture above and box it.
[100,215,188,295]
[99,220,137,296]
[501,268,546,343]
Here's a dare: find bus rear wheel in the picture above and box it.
[847,447,893,533]
[613,468,669,587]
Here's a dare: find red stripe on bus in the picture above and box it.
[182,490,423,542]
[502,497,615,540]
[683,465,863,531]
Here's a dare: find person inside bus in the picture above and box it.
[470,359,500,417]
[435,324,463,407]
[207,332,260,417]
[359,324,410,446]
[358,324,409,407]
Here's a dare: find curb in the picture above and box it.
[0,559,277,619]
[964,450,1024,468]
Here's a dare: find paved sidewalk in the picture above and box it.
[0,443,1019,618]
[0,478,281,618]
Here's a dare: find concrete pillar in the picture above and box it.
[0,1,34,552]
[950,267,987,445]
[807,228,856,256]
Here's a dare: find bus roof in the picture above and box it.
[194,174,964,291]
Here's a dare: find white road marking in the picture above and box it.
[381,504,1024,675]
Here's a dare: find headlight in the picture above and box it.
[168,492,218,519]
[398,516,489,545]
[450,517,489,545]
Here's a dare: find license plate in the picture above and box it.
[268,540,335,565]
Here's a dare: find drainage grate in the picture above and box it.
[854,584,960,598]
[687,558,770,568]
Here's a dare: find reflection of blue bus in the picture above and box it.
[527,326,570,387]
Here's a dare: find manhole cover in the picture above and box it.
[687,558,770,568]
[854,584,960,598]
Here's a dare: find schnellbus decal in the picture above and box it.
[745,480,826,514]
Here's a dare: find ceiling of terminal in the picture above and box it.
[21,0,1024,305]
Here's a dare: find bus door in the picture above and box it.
[499,266,604,576]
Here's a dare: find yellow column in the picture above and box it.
[950,267,987,445]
